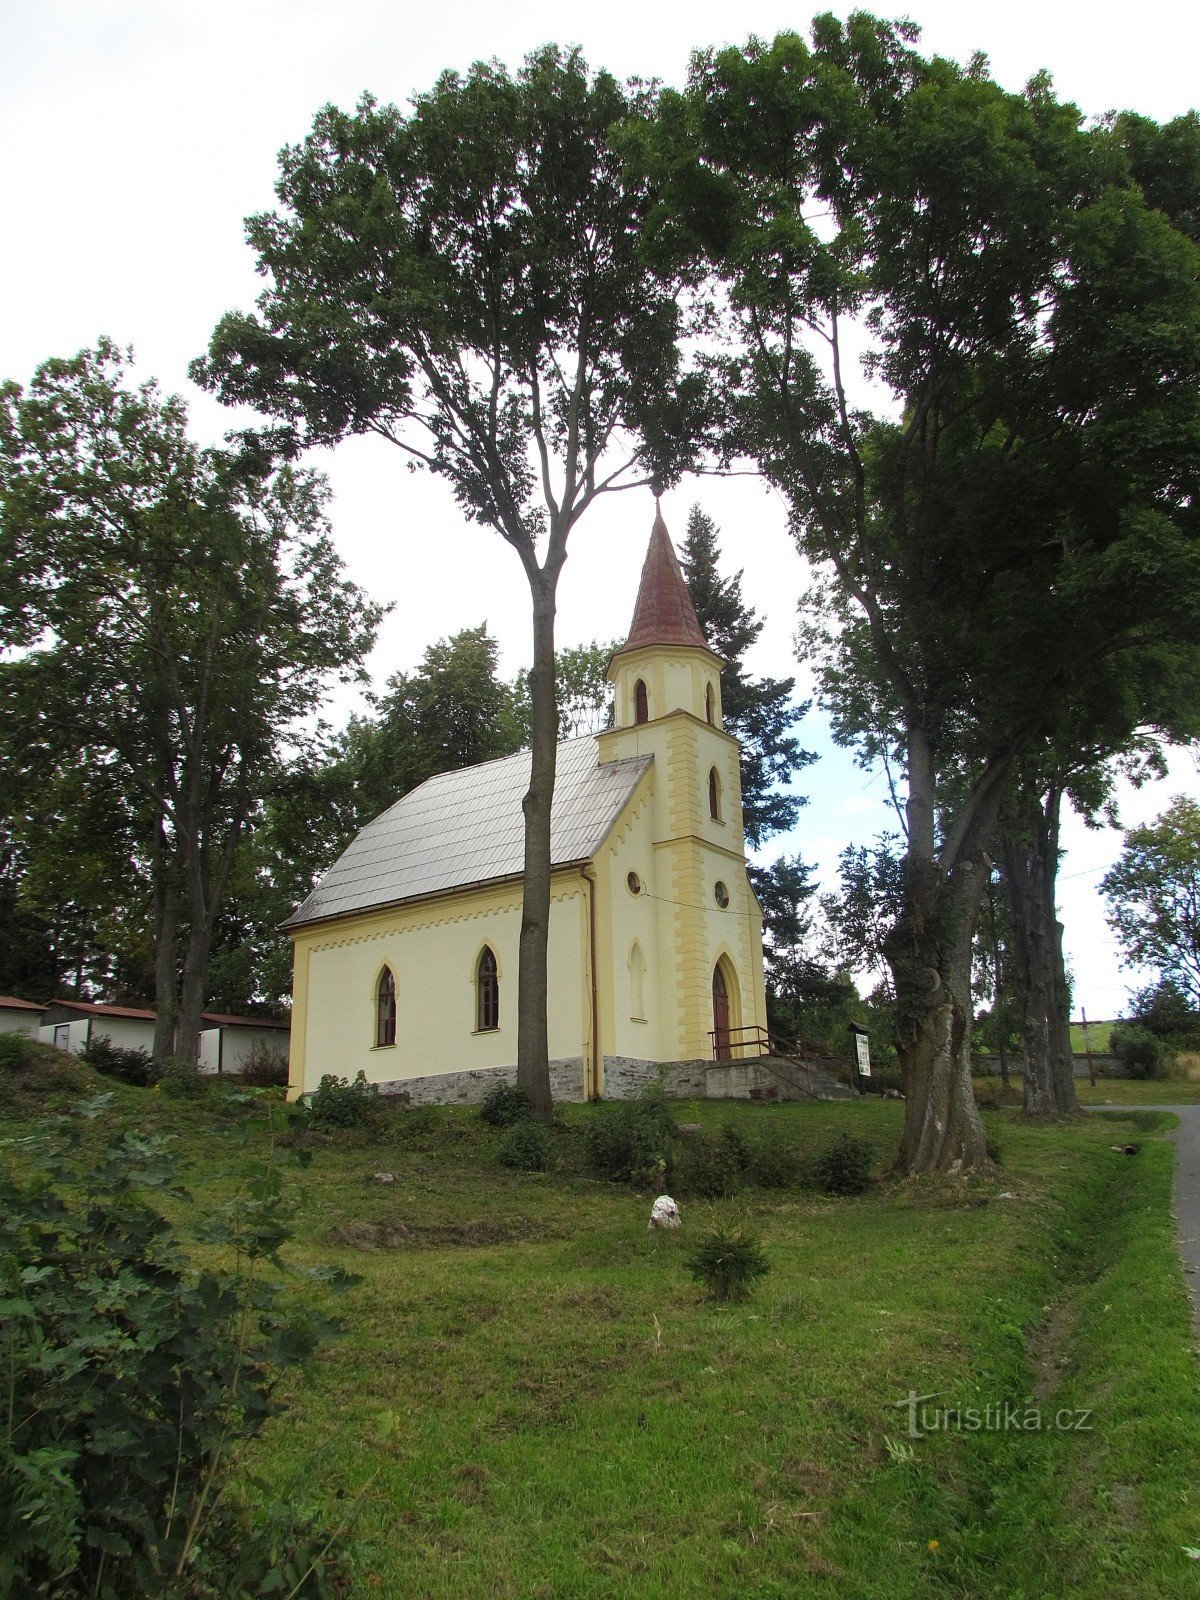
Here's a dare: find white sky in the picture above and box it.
[3,0,1198,1019]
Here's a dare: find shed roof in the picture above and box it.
[284,734,653,931]
[43,1000,289,1029]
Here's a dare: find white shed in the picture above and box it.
[0,995,46,1036]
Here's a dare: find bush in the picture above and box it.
[498,1119,552,1171]
[0,1031,37,1072]
[684,1224,772,1303]
[80,1035,159,1088]
[309,1070,379,1128]
[674,1127,744,1199]
[238,1042,290,1087]
[810,1131,875,1196]
[863,1063,904,1096]
[480,1080,533,1126]
[159,1056,209,1098]
[585,1085,676,1187]
[742,1133,804,1189]
[1110,1022,1164,1080]
[0,1109,349,1597]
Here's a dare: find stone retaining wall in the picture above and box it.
[600,1056,709,1099]
[376,1057,586,1105]
[974,1052,1129,1080]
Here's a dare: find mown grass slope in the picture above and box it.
[3,1049,1199,1598]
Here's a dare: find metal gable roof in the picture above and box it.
[284,735,653,931]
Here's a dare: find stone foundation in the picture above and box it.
[376,1057,586,1105]
[600,1056,709,1099]
[369,1051,847,1105]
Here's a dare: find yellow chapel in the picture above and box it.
[284,509,770,1103]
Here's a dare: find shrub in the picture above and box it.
[80,1034,159,1087]
[0,1036,93,1111]
[238,1042,290,1087]
[810,1131,875,1196]
[498,1119,552,1171]
[864,1063,904,1096]
[742,1133,804,1190]
[585,1085,676,1187]
[684,1224,772,1303]
[309,1070,379,1128]
[0,1109,349,1597]
[159,1056,209,1098]
[674,1129,742,1199]
[480,1080,533,1126]
[0,1031,37,1072]
[1111,1022,1164,1080]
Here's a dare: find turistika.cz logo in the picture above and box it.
[894,1391,1094,1440]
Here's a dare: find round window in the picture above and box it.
[627,871,643,895]
[714,881,730,908]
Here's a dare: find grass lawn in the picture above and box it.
[5,1055,1200,1598]
[975,1073,1200,1106]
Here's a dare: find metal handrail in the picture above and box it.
[706,1024,854,1100]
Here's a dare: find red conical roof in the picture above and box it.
[617,504,711,654]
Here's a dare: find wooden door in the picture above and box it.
[712,965,732,1060]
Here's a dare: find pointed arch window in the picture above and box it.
[634,678,649,724]
[476,946,499,1032]
[708,765,722,821]
[376,967,397,1048]
[705,683,715,725]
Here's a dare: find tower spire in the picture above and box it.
[618,505,710,654]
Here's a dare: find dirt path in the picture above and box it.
[1102,1103,1200,1345]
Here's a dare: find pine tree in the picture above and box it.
[680,506,813,849]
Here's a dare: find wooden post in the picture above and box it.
[1081,1007,1097,1088]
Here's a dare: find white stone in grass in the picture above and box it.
[648,1195,681,1232]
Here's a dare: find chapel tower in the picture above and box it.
[598,505,764,1061]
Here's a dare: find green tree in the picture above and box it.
[640,16,1200,1170]
[511,639,618,742]
[821,836,904,1005]
[192,48,703,1114]
[680,505,812,848]
[752,853,853,1044]
[0,341,381,1060]
[1102,796,1200,1008]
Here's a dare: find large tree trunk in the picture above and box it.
[888,727,992,1174]
[889,859,991,1172]
[1002,783,1078,1117]
[517,578,557,1117]
[151,815,179,1062]
[173,761,244,1067]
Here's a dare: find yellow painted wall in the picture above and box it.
[288,873,588,1098]
[596,644,768,1071]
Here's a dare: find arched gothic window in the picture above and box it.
[634,679,649,724]
[705,683,715,725]
[477,946,499,1032]
[708,766,721,821]
[376,967,397,1048]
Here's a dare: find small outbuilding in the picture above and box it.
[0,995,46,1036]
[38,1000,289,1073]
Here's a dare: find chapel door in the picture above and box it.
[712,965,732,1060]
